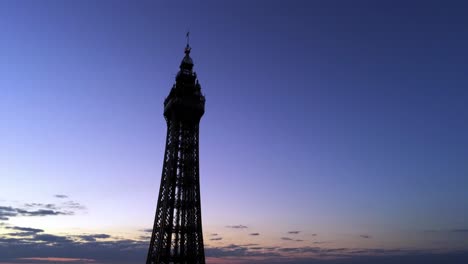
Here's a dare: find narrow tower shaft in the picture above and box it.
[147,44,206,264]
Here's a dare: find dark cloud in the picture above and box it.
[211,233,218,236]
[55,194,69,199]
[423,229,468,234]
[263,246,279,250]
[280,237,304,242]
[77,234,111,242]
[250,247,263,250]
[0,225,466,264]
[34,234,73,243]
[6,226,44,233]
[450,229,468,233]
[322,247,349,253]
[239,243,259,247]
[139,235,151,240]
[360,235,371,239]
[288,231,300,234]
[224,244,243,249]
[0,232,147,263]
[17,208,72,217]
[277,246,321,253]
[6,232,38,237]
[1,232,467,264]
[0,237,26,244]
[311,233,317,236]
[249,233,260,236]
[0,206,17,220]
[140,228,153,233]
[226,225,248,229]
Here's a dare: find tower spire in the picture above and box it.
[180,32,194,73]
[185,31,192,55]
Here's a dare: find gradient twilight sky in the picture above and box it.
[1,0,468,263]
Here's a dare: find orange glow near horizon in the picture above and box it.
[18,258,96,263]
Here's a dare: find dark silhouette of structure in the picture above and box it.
[146,39,206,264]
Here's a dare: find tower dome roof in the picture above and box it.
[179,44,194,71]
[182,54,193,65]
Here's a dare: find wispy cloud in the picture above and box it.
[210,237,223,241]
[0,199,86,221]
[312,241,329,244]
[24,203,57,209]
[249,233,260,236]
[0,206,73,220]
[280,237,304,242]
[63,201,86,210]
[360,235,371,239]
[226,225,248,229]
[288,231,300,234]
[54,195,69,199]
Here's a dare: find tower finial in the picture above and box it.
[185,31,191,55]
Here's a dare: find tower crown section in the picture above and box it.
[164,44,205,122]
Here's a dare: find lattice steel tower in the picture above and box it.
[146,41,206,264]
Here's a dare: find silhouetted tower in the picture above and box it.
[146,40,206,264]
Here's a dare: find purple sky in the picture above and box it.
[1,0,468,263]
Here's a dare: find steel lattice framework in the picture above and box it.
[146,44,206,264]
